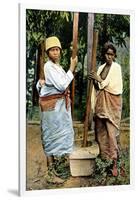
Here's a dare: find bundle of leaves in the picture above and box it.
[95,156,113,177]
[54,155,71,180]
[93,149,130,186]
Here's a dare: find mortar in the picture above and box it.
[69,142,99,176]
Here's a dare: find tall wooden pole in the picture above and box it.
[82,13,94,146]
[71,12,79,117]
[86,13,94,129]
[83,30,98,147]
[87,13,94,74]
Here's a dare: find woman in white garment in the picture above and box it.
[36,36,77,183]
[89,43,123,176]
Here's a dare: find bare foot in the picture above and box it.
[45,171,65,184]
[112,160,118,177]
[112,167,118,177]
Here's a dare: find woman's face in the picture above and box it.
[48,47,61,63]
[105,48,115,65]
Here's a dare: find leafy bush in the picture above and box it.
[93,149,130,186]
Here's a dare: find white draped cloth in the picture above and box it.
[91,61,123,112]
[97,62,123,95]
[36,60,74,156]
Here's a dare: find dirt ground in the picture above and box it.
[26,122,130,191]
[26,124,98,191]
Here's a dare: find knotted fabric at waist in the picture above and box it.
[39,89,70,111]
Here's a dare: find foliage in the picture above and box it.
[54,155,71,179]
[26,10,130,120]
[94,14,130,63]
[116,38,130,118]
[26,10,73,47]
[93,149,130,186]
[95,156,113,177]
[26,10,73,119]
[122,68,130,118]
[45,149,130,189]
[94,14,129,45]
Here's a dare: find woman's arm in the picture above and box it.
[88,71,103,83]
[69,56,78,73]
[88,71,110,90]
[45,57,77,92]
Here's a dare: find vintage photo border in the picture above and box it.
[19,2,135,197]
